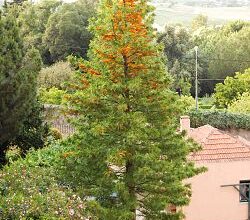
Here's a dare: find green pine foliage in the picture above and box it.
[64,0,203,219]
[0,10,43,164]
[0,10,25,154]
[12,102,50,154]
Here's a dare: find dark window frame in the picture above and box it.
[239,180,250,203]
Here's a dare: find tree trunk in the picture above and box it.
[126,160,137,220]
[123,51,136,220]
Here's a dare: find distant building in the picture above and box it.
[180,116,250,220]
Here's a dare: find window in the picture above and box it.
[239,180,250,202]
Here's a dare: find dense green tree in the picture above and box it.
[10,47,49,155]
[43,0,97,63]
[193,20,250,94]
[157,25,193,94]
[18,0,62,64]
[158,25,207,96]
[208,23,250,80]
[213,68,250,108]
[0,11,42,164]
[64,0,202,219]
[0,10,24,159]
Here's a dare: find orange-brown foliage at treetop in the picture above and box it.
[79,0,159,84]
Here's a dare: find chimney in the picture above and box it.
[180,116,190,133]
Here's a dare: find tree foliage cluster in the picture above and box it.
[159,16,250,96]
[157,25,194,95]
[197,21,250,79]
[18,0,97,64]
[214,68,250,108]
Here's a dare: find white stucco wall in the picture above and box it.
[183,160,250,220]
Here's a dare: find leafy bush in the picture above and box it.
[214,68,250,107]
[39,87,66,105]
[177,96,195,112]
[5,146,22,164]
[189,110,250,130]
[199,105,213,110]
[0,143,88,220]
[228,92,250,114]
[38,61,74,89]
[50,128,63,140]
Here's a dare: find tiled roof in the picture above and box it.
[188,125,250,163]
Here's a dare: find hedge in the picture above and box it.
[188,110,250,130]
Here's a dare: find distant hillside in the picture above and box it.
[1,0,249,30]
[152,1,250,31]
[152,0,250,7]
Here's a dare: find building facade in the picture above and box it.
[180,116,250,220]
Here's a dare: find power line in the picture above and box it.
[182,56,250,63]
[190,78,224,81]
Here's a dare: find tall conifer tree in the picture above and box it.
[0,10,42,163]
[66,0,202,219]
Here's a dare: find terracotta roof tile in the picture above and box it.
[188,125,250,163]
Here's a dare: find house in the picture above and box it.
[180,116,250,220]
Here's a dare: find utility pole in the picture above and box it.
[194,46,198,111]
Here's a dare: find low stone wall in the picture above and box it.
[43,104,75,137]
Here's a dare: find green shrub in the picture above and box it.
[228,92,250,114]
[38,61,74,89]
[0,144,88,220]
[38,87,66,105]
[189,110,250,130]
